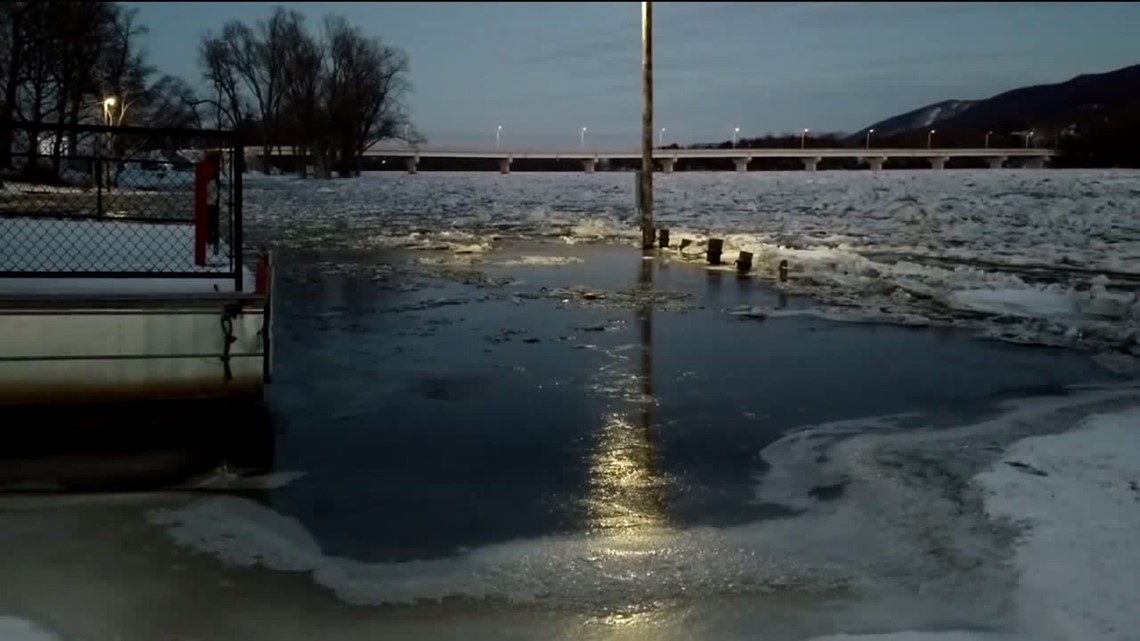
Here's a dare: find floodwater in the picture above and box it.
[0,172,1134,640]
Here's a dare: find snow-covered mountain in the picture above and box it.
[849,99,976,140]
[850,62,1140,143]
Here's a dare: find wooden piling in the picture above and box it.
[707,238,724,265]
[736,250,753,273]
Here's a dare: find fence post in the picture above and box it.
[233,134,244,292]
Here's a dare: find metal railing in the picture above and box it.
[0,121,244,290]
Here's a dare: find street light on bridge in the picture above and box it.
[927,129,936,149]
[801,128,809,150]
[865,128,874,150]
[581,126,587,149]
[732,127,739,149]
[1026,130,1034,149]
[659,127,666,147]
[496,125,502,149]
[985,130,993,149]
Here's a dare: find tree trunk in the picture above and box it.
[260,130,271,175]
[0,11,24,169]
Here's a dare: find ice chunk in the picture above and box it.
[948,289,1079,318]
[0,617,63,641]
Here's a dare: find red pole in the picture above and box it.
[255,250,271,294]
[193,153,220,266]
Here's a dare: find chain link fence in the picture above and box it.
[0,122,243,287]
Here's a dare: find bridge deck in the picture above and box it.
[355,147,1056,159]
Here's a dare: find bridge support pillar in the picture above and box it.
[987,156,1007,169]
[867,157,885,171]
[661,158,676,173]
[802,157,821,172]
[1022,157,1046,169]
[733,157,750,173]
[499,158,512,174]
[405,157,418,174]
[582,158,596,173]
[928,156,948,170]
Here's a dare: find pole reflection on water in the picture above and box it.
[585,252,667,536]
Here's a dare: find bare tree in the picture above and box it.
[141,74,203,129]
[323,16,410,177]
[276,11,324,177]
[194,5,415,179]
[0,1,30,168]
[96,5,151,125]
[198,33,244,130]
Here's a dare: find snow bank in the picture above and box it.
[975,408,1140,641]
[0,617,63,641]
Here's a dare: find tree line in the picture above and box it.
[0,2,414,180]
[199,7,414,178]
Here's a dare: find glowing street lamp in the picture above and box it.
[1025,130,1034,149]
[732,127,739,149]
[581,126,587,149]
[496,125,502,149]
[985,130,993,149]
[102,96,117,126]
[800,128,809,150]
[659,127,666,147]
[865,128,874,149]
[927,129,936,149]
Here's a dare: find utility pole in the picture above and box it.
[639,1,654,250]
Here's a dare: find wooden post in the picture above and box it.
[736,251,753,273]
[707,238,724,265]
[658,228,670,248]
[639,1,654,250]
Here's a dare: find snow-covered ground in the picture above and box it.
[243,169,1140,353]
[0,218,244,294]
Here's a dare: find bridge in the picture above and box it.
[367,145,1056,174]
[258,145,1059,174]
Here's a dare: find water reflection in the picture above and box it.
[585,252,667,535]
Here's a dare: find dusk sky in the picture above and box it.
[125,1,1140,149]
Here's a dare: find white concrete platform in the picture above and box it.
[0,216,271,406]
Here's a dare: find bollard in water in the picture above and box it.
[658,228,670,248]
[778,259,788,283]
[707,238,724,265]
[736,250,753,273]
[679,238,692,250]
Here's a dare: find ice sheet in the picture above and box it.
[975,408,1140,641]
[147,383,1140,640]
[241,169,1140,351]
[811,629,998,634]
[0,617,63,641]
